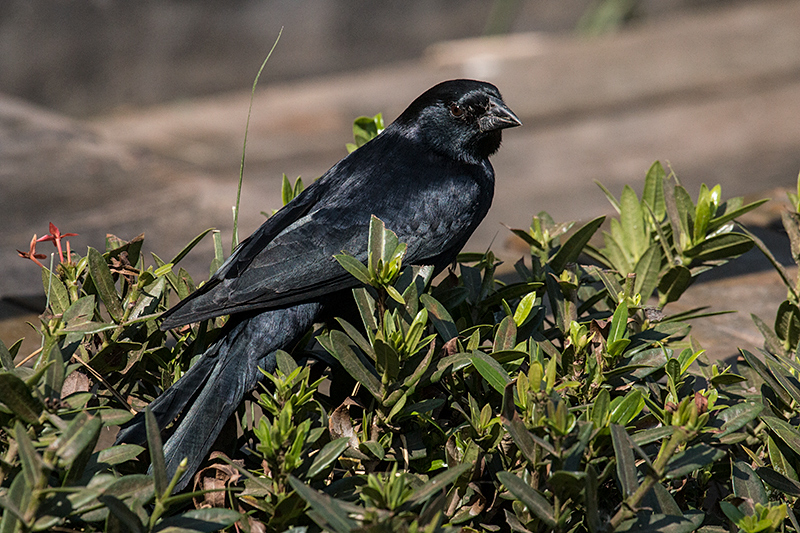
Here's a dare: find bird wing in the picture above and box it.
[160,131,493,329]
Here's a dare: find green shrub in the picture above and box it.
[2,114,800,533]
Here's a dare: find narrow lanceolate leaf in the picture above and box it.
[288,476,358,533]
[732,460,768,506]
[87,246,124,322]
[52,411,103,465]
[0,339,15,371]
[757,467,800,497]
[44,344,65,402]
[501,382,556,461]
[98,495,143,533]
[619,185,647,260]
[42,267,70,315]
[775,300,800,350]
[761,415,800,452]
[610,424,638,498]
[209,229,224,276]
[407,463,471,506]
[170,227,214,266]
[16,421,45,490]
[150,508,242,532]
[334,254,371,285]
[420,294,458,341]
[493,316,517,352]
[643,161,666,222]
[145,407,168,497]
[306,437,351,479]
[608,299,629,345]
[666,444,724,479]
[741,349,792,407]
[616,512,703,533]
[682,233,754,262]
[715,402,762,438]
[497,471,556,527]
[633,243,662,300]
[319,330,383,400]
[658,265,692,305]
[549,216,605,274]
[471,352,512,397]
[0,372,44,424]
[97,444,145,466]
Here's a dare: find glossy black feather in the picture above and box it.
[117,79,520,490]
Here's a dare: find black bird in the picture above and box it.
[116,79,521,490]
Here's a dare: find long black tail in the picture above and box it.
[116,302,321,491]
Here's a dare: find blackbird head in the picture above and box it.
[394,79,521,164]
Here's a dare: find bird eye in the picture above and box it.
[449,103,464,117]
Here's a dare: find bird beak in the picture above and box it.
[479,97,522,132]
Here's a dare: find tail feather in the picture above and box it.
[116,303,321,491]
[115,353,217,447]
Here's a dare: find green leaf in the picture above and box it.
[742,349,792,407]
[608,299,629,345]
[775,300,800,350]
[595,180,622,214]
[0,471,30,533]
[99,409,135,427]
[280,173,293,205]
[53,411,103,465]
[0,372,44,424]
[501,382,556,461]
[359,440,385,460]
[732,460,768,506]
[757,467,800,497]
[716,402,762,438]
[766,357,800,405]
[288,476,357,533]
[633,243,662,300]
[767,435,797,481]
[334,253,371,285]
[145,407,168,497]
[153,508,241,533]
[666,444,724,479]
[591,388,610,429]
[420,294,458,341]
[99,495,143,533]
[16,421,45,490]
[549,216,605,273]
[620,185,647,260]
[319,330,383,400]
[0,339,13,371]
[374,338,401,382]
[407,463,471,506]
[513,291,539,327]
[665,358,681,385]
[471,352,512,397]
[44,343,65,401]
[493,316,517,352]
[631,426,674,446]
[643,161,666,222]
[169,228,214,266]
[761,416,800,453]
[658,265,693,305]
[87,246,124,322]
[497,471,556,527]
[97,444,145,466]
[610,424,638,497]
[683,232,753,262]
[209,230,224,276]
[42,267,70,315]
[708,198,769,233]
[616,511,704,533]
